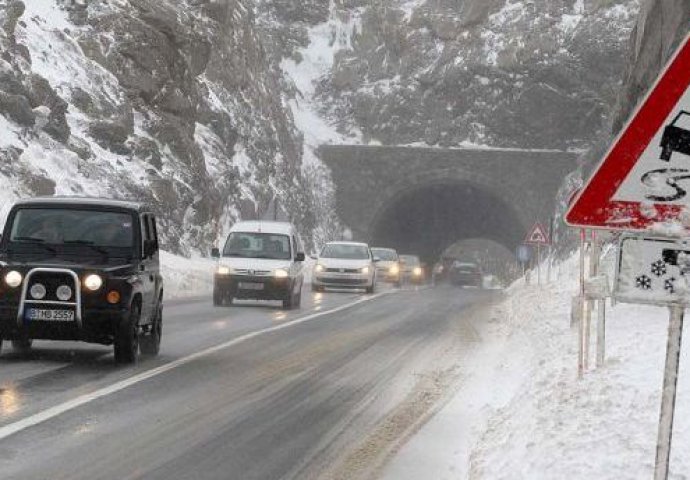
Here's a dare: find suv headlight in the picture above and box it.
[5,271,22,288]
[315,264,325,273]
[361,266,370,275]
[390,264,400,275]
[274,268,289,278]
[413,267,423,276]
[84,274,103,291]
[217,266,232,275]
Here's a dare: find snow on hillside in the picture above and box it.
[384,253,690,479]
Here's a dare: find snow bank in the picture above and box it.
[385,251,690,479]
[160,251,215,300]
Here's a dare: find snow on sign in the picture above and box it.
[524,222,550,245]
[614,235,690,307]
[566,33,690,230]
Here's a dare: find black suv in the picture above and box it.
[0,197,163,363]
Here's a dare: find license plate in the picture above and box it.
[238,282,264,291]
[25,309,75,322]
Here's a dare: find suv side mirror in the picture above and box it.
[211,247,220,258]
[373,256,381,263]
[310,254,318,260]
[295,252,305,262]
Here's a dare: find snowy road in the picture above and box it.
[0,285,498,480]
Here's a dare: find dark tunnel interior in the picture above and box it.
[369,182,525,264]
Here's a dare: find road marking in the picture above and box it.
[0,292,392,441]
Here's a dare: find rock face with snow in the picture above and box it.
[303,0,640,150]
[0,0,318,254]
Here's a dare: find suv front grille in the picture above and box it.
[233,269,271,276]
[26,272,77,302]
[325,268,360,274]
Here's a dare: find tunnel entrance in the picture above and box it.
[369,182,525,266]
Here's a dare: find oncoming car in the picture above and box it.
[449,261,483,288]
[312,242,377,293]
[370,247,402,286]
[0,197,164,363]
[211,221,305,309]
[400,255,424,284]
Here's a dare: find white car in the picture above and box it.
[211,221,306,309]
[312,242,377,293]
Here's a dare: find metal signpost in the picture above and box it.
[525,222,550,286]
[565,33,690,479]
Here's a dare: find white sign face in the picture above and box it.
[613,88,690,205]
[615,235,690,306]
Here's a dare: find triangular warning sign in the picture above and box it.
[566,33,690,230]
[525,222,550,245]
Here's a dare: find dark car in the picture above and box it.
[660,110,690,161]
[449,261,483,288]
[0,197,163,363]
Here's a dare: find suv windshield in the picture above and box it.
[8,208,135,249]
[223,232,291,260]
[371,248,398,261]
[321,244,370,260]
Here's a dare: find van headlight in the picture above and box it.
[274,268,289,278]
[217,266,232,275]
[389,264,400,275]
[361,266,370,275]
[413,267,423,276]
[315,264,325,273]
[4,271,22,288]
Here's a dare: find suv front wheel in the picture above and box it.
[115,302,140,364]
[140,303,162,356]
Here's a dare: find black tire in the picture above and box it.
[366,283,375,294]
[294,289,302,308]
[213,289,223,306]
[114,302,140,364]
[11,337,32,354]
[0,337,3,356]
[140,304,162,356]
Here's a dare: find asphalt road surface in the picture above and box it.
[0,284,498,480]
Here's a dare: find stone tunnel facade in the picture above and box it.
[318,145,578,262]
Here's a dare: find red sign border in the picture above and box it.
[566,33,690,231]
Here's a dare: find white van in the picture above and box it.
[211,221,306,309]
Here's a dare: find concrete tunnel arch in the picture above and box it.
[367,181,526,264]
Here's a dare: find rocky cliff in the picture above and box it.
[0,0,318,254]
[294,0,641,150]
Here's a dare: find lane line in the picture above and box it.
[0,291,393,441]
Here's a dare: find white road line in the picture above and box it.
[0,291,392,441]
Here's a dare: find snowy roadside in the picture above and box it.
[160,251,215,301]
[382,253,690,479]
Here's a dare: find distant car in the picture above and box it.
[449,262,483,288]
[211,221,305,309]
[660,110,690,161]
[0,197,163,363]
[400,255,424,284]
[312,242,377,293]
[370,247,402,287]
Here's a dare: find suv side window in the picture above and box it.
[292,235,302,258]
[148,215,159,251]
[141,214,152,249]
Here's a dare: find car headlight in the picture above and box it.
[217,266,232,275]
[56,285,73,301]
[361,266,370,275]
[315,264,325,273]
[5,270,22,288]
[84,274,103,291]
[390,264,400,275]
[413,267,423,276]
[274,268,289,278]
[30,283,46,300]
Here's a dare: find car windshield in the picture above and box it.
[371,248,397,261]
[321,244,370,260]
[400,255,420,266]
[8,208,135,248]
[223,232,291,260]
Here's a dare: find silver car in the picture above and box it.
[312,242,377,293]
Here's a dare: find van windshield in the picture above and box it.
[222,232,292,260]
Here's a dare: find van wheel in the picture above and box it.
[213,289,223,306]
[11,337,32,354]
[140,305,162,356]
[115,303,140,364]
